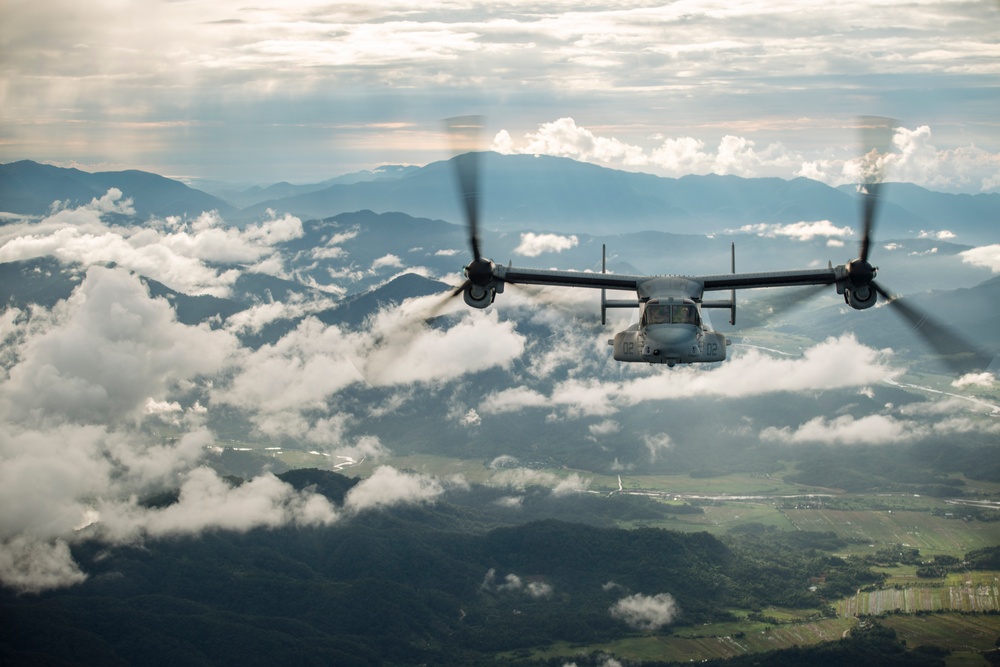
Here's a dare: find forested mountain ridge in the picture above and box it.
[1,469,895,666]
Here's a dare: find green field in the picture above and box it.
[881,614,1000,667]
[782,508,1000,556]
[229,445,1000,664]
[837,571,1000,615]
[521,616,855,664]
[520,613,1000,664]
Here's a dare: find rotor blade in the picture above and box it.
[420,280,469,322]
[872,282,995,375]
[445,116,484,261]
[857,116,897,263]
[753,283,830,318]
[721,283,830,331]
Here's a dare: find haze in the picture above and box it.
[2,0,999,190]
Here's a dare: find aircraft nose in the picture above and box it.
[645,327,692,347]
[642,326,697,362]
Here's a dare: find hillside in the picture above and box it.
[0,160,235,219]
[0,469,891,667]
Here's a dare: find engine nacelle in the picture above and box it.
[463,283,494,309]
[845,286,877,310]
[611,328,644,362]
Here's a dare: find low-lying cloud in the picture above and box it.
[0,193,306,297]
[486,335,893,417]
[960,244,1000,274]
[737,220,853,242]
[482,568,554,598]
[609,592,679,631]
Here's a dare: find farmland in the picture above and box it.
[214,442,1000,664]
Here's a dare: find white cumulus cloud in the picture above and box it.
[610,592,679,631]
[737,220,854,242]
[343,466,445,513]
[960,244,1000,273]
[514,232,580,257]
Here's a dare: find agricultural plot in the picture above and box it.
[528,617,854,664]
[837,572,1000,615]
[621,468,805,496]
[781,508,1000,556]
[881,613,1000,656]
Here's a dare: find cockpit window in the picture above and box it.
[642,304,699,326]
[644,304,670,325]
[672,304,698,325]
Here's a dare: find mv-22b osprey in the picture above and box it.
[441,117,989,374]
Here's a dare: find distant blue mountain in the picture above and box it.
[236,153,1000,243]
[195,165,422,208]
[0,160,235,219]
[4,156,998,245]
[838,182,1000,242]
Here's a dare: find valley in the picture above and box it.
[199,437,1000,664]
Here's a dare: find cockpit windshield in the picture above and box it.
[643,304,699,326]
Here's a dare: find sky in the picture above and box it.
[2,0,999,190]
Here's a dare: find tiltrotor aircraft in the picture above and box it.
[440,117,990,374]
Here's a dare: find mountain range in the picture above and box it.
[3,158,998,244]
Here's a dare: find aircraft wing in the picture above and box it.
[500,266,841,294]
[501,266,642,291]
[700,268,839,292]
[502,266,839,292]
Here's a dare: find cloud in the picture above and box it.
[643,433,673,461]
[488,454,519,469]
[513,232,580,257]
[1,266,236,426]
[952,372,996,389]
[0,537,87,594]
[0,261,353,593]
[760,414,914,445]
[609,593,679,631]
[5,0,1000,189]
[215,292,528,443]
[483,569,554,598]
[0,421,342,592]
[213,317,362,437]
[88,187,135,215]
[371,254,404,271]
[736,220,853,242]
[496,118,796,179]
[761,400,1000,445]
[960,244,1000,273]
[487,335,892,418]
[497,120,1000,194]
[488,468,590,496]
[918,230,956,241]
[506,118,648,166]
[589,419,620,436]
[360,307,526,386]
[458,408,481,427]
[343,466,445,513]
[223,296,339,335]
[0,197,305,297]
[97,468,340,543]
